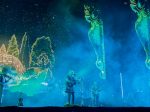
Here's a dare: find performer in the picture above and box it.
[18,93,23,107]
[130,0,150,68]
[84,5,106,79]
[65,70,80,105]
[91,82,101,107]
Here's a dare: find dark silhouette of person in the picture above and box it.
[65,70,79,105]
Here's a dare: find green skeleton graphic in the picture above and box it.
[130,0,150,68]
[84,5,106,79]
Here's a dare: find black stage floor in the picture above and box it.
[0,107,150,112]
